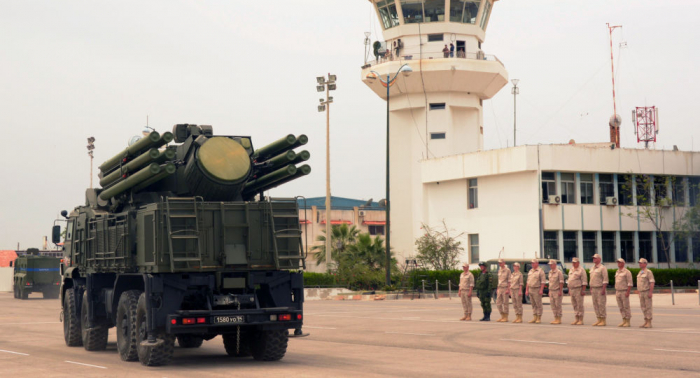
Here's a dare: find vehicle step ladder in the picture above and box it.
[268,198,305,270]
[165,197,203,271]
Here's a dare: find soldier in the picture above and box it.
[614,258,633,327]
[475,262,494,321]
[589,253,609,326]
[525,259,545,324]
[458,262,474,321]
[567,257,587,325]
[547,260,564,324]
[510,262,524,323]
[637,258,655,328]
[496,258,511,322]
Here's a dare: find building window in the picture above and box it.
[599,174,614,205]
[581,231,596,262]
[450,0,480,24]
[620,232,635,263]
[690,177,700,207]
[427,34,444,42]
[561,173,576,204]
[563,231,577,262]
[657,231,671,263]
[430,132,446,139]
[654,176,668,205]
[618,175,633,206]
[672,177,686,206]
[469,234,479,262]
[542,172,556,203]
[377,0,400,29]
[479,0,492,29]
[423,0,446,22]
[401,0,424,23]
[401,0,446,24]
[468,178,478,209]
[693,235,700,263]
[368,225,385,236]
[636,175,651,206]
[602,231,616,263]
[639,232,653,262]
[429,102,446,110]
[580,174,594,204]
[674,235,688,263]
[544,231,558,260]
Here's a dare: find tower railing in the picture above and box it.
[364,48,503,69]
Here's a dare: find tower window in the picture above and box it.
[430,133,446,140]
[377,1,400,29]
[427,34,444,42]
[429,103,446,110]
[449,0,480,24]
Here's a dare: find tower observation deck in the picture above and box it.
[361,0,508,261]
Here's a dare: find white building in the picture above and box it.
[361,0,700,268]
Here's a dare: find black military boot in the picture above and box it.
[480,311,491,321]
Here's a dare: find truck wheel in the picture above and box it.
[81,291,108,351]
[116,290,141,361]
[223,332,251,357]
[13,285,18,299]
[63,289,83,347]
[251,330,288,361]
[177,335,204,348]
[136,293,175,366]
[21,288,28,300]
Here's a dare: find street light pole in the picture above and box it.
[511,79,519,147]
[316,74,337,271]
[87,137,95,189]
[366,64,412,287]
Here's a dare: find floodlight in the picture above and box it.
[328,84,337,91]
[317,77,325,84]
[328,97,334,102]
[319,98,324,103]
[329,74,337,82]
[318,105,326,112]
[317,85,324,92]
[399,65,413,75]
[511,79,520,86]
[87,144,95,150]
[87,137,95,143]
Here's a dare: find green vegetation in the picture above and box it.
[414,221,464,271]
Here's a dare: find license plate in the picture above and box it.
[214,315,245,324]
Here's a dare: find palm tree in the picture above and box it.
[311,224,360,268]
[345,233,396,271]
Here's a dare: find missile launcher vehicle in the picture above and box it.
[11,248,61,300]
[53,124,310,366]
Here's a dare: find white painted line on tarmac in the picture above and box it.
[654,348,700,354]
[501,339,567,345]
[385,331,435,336]
[0,322,61,325]
[0,349,29,356]
[305,326,337,330]
[64,361,107,369]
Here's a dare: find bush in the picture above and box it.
[303,272,339,287]
[575,268,700,288]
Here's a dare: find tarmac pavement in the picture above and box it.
[0,291,698,377]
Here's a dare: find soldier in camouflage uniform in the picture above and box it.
[476,262,494,321]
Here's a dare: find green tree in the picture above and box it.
[345,233,397,271]
[311,223,360,269]
[414,221,464,271]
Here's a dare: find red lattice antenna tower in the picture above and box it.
[632,106,659,149]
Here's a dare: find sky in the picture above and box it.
[0,0,698,250]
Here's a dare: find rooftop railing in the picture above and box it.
[363,48,504,69]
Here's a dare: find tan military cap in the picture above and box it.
[617,258,625,263]
[548,259,557,265]
[513,262,520,267]
[571,257,580,263]
[462,262,469,267]
[498,258,505,263]
[639,258,648,264]
[531,259,539,264]
[592,254,601,259]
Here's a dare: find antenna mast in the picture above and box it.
[607,23,622,148]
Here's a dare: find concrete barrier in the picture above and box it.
[304,287,353,300]
[0,267,13,292]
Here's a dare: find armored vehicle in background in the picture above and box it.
[53,124,310,366]
[11,248,61,299]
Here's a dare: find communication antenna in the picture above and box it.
[607,23,623,148]
[498,247,504,259]
[632,106,658,149]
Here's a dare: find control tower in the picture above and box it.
[361,0,508,260]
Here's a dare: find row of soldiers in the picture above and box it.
[458,255,656,328]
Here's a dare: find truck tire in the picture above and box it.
[21,288,28,300]
[63,289,83,347]
[81,291,108,351]
[136,293,175,366]
[13,285,18,299]
[177,335,204,348]
[116,290,141,361]
[251,330,288,361]
[223,332,251,357]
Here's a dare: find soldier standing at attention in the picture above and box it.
[458,263,474,321]
[589,254,609,326]
[567,257,587,325]
[525,259,546,324]
[547,260,564,324]
[496,259,511,322]
[476,262,494,321]
[510,263,524,323]
[637,258,655,328]
[614,258,633,327]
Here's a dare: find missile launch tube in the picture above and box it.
[289,134,308,150]
[132,162,177,193]
[261,164,312,192]
[98,131,174,173]
[289,150,310,165]
[244,164,297,194]
[99,163,162,201]
[99,148,176,187]
[253,134,296,161]
[259,150,296,174]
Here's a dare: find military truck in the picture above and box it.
[11,248,61,299]
[485,258,568,304]
[53,124,310,366]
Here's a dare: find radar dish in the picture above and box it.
[609,114,622,128]
[128,135,142,146]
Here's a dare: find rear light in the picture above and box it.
[196,317,207,324]
[171,319,177,325]
[296,314,303,320]
[279,314,292,321]
[26,282,31,286]
[182,318,196,325]
[54,282,61,285]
